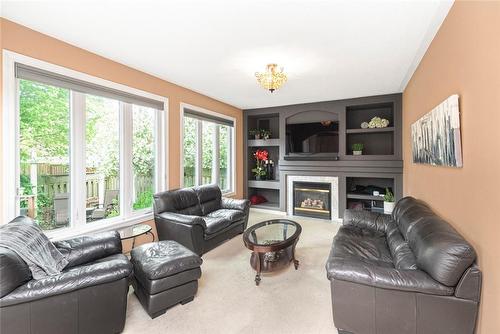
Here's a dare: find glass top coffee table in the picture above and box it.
[243,219,302,285]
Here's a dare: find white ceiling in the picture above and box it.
[1,0,453,109]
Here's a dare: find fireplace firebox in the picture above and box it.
[293,182,332,219]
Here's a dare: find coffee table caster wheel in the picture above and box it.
[255,274,261,286]
[294,259,299,270]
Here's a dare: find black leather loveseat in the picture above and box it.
[326,197,481,334]
[0,218,133,334]
[154,184,250,255]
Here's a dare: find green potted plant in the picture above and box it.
[260,129,271,140]
[352,143,364,155]
[249,129,261,139]
[383,188,395,214]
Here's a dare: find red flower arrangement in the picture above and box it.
[253,149,269,162]
[252,149,269,180]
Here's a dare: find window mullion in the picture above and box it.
[195,120,203,186]
[212,125,220,185]
[121,102,133,217]
[70,91,86,227]
[155,109,164,192]
[229,127,234,192]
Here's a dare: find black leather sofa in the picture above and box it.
[326,196,481,334]
[0,222,133,334]
[154,184,250,255]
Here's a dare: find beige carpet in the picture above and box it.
[123,210,340,334]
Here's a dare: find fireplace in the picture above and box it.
[293,182,332,219]
[287,175,339,221]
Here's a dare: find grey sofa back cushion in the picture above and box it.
[194,184,222,215]
[385,221,417,270]
[54,231,122,268]
[0,247,32,298]
[393,197,476,287]
[392,197,436,239]
[154,188,202,216]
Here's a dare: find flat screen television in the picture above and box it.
[286,121,339,159]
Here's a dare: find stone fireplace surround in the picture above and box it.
[286,175,339,221]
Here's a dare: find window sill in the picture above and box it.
[46,212,154,241]
[222,191,236,198]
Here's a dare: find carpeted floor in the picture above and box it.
[123,210,340,334]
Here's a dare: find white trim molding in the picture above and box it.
[179,102,236,196]
[2,50,169,239]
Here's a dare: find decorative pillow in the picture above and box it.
[250,195,267,205]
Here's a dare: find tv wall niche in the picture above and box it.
[243,93,403,217]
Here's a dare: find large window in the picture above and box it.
[19,80,71,230]
[9,59,165,233]
[182,106,234,193]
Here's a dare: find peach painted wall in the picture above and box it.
[403,2,500,333]
[0,18,244,216]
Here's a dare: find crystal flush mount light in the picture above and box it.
[255,64,287,93]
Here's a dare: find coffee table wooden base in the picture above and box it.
[249,244,299,286]
[243,219,302,286]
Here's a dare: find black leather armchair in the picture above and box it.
[326,197,481,334]
[154,184,250,255]
[0,229,132,334]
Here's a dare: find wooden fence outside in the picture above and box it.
[183,168,227,189]
[22,163,152,200]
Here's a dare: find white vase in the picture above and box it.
[353,150,362,156]
[384,201,395,214]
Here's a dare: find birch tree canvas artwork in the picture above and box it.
[411,94,463,167]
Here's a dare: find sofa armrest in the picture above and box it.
[0,254,132,307]
[326,256,454,296]
[221,198,250,212]
[155,212,207,228]
[343,209,392,234]
[455,265,482,302]
[54,231,122,268]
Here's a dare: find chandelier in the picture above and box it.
[255,64,287,93]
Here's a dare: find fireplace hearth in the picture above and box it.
[293,182,331,219]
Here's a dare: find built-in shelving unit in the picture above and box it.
[246,113,281,210]
[346,176,394,213]
[346,127,394,134]
[244,94,403,216]
[248,139,280,147]
[345,102,396,157]
[248,180,280,189]
[346,193,385,201]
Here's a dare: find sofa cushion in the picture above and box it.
[0,253,132,307]
[202,216,232,235]
[0,248,32,299]
[406,215,476,287]
[206,209,245,223]
[130,241,202,281]
[392,197,436,239]
[326,256,454,296]
[194,184,222,215]
[334,226,393,265]
[153,188,202,216]
[392,197,477,286]
[385,221,417,270]
[54,231,122,268]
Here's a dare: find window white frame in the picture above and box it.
[2,50,168,240]
[180,103,235,195]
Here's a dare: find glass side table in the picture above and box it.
[117,223,155,252]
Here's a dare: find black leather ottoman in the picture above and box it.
[130,240,203,319]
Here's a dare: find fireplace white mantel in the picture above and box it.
[286,175,340,221]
